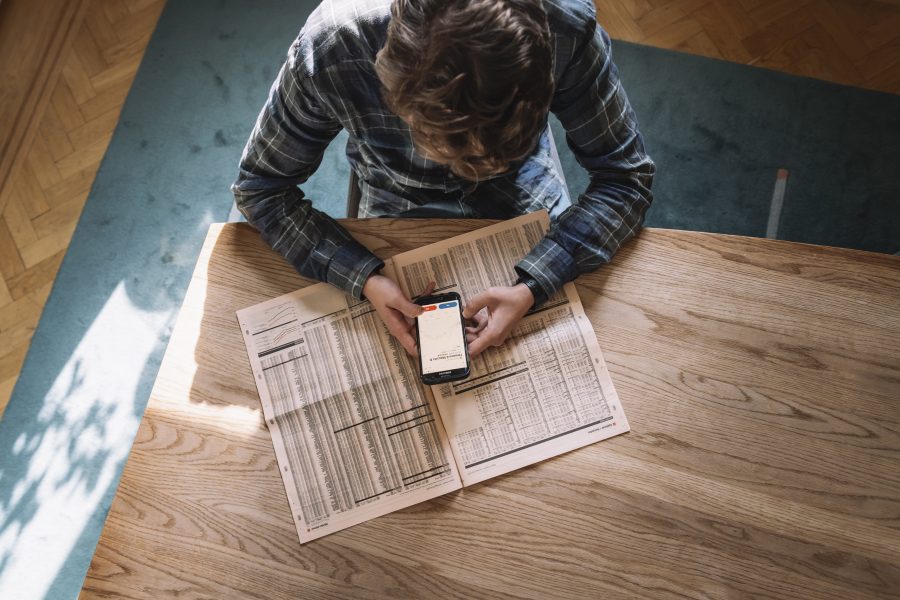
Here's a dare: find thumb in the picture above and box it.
[390,295,423,319]
[463,290,494,319]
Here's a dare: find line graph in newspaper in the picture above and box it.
[238,210,629,541]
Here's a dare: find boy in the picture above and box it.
[233,0,654,356]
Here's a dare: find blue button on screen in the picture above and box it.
[438,302,458,309]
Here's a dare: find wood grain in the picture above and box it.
[4,0,900,420]
[594,0,900,95]
[0,0,166,418]
[81,221,900,599]
[0,0,91,217]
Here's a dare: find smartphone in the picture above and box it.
[414,292,471,385]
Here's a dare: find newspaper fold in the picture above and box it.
[238,211,629,542]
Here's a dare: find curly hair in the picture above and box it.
[375,0,554,181]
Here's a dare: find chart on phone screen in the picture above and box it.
[391,211,630,486]
[238,210,630,543]
[419,301,466,373]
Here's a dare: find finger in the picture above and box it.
[396,330,418,356]
[467,307,489,333]
[414,281,436,299]
[466,332,477,343]
[467,335,492,357]
[468,327,501,357]
[463,290,497,319]
[382,309,418,352]
[466,320,487,335]
[390,294,424,319]
[386,317,418,355]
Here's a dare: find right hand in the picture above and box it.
[362,274,434,356]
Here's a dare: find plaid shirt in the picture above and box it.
[233,0,654,306]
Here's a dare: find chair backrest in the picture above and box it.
[346,169,362,218]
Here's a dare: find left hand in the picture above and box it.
[462,284,534,357]
[363,275,435,357]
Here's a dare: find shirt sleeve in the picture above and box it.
[231,40,383,299]
[515,14,655,306]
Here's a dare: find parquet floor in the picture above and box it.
[0,0,166,416]
[598,0,900,93]
[1,0,899,418]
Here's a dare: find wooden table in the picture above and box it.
[81,220,900,599]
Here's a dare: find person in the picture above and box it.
[232,0,654,358]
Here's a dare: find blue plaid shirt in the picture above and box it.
[233,0,654,306]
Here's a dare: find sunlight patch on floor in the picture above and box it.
[0,282,171,599]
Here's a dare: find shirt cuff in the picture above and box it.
[514,237,579,308]
[321,241,384,300]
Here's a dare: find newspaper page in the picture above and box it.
[237,284,462,543]
[388,211,630,486]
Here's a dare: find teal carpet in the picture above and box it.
[1,1,899,598]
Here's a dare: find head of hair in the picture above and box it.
[375,0,553,181]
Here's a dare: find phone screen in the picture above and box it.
[418,299,467,375]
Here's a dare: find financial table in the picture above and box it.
[81,219,900,599]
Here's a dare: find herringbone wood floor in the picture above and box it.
[0,0,166,416]
[1,0,899,418]
[600,0,900,92]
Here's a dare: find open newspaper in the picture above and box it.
[237,211,629,543]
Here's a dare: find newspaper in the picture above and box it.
[238,211,629,543]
